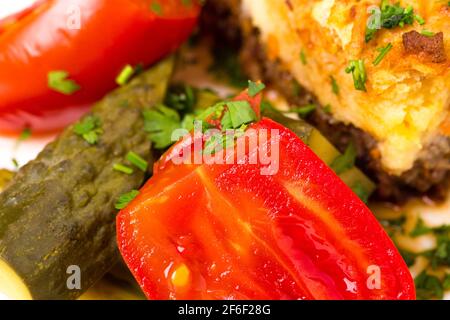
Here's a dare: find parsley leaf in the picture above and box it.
[222,101,257,130]
[331,142,357,174]
[351,181,370,204]
[115,190,140,210]
[365,1,416,42]
[415,271,444,300]
[248,80,266,97]
[48,71,80,95]
[74,116,103,145]
[330,76,340,95]
[410,219,432,237]
[290,104,316,118]
[143,105,181,149]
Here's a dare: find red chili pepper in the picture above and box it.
[0,0,200,134]
[117,91,415,300]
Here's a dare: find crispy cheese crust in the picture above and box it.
[240,0,450,175]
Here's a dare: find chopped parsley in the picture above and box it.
[209,47,247,88]
[150,1,163,15]
[300,49,307,65]
[330,76,339,95]
[331,142,357,174]
[373,43,393,66]
[115,190,140,210]
[11,158,19,169]
[126,151,148,172]
[74,115,103,145]
[365,1,418,42]
[345,60,367,92]
[221,101,257,130]
[290,104,316,118]
[421,30,435,37]
[113,163,134,175]
[165,85,196,112]
[48,71,80,95]
[143,104,181,149]
[415,271,444,300]
[248,80,266,97]
[18,128,32,141]
[116,65,135,86]
[410,219,432,237]
[351,181,370,204]
[323,104,332,113]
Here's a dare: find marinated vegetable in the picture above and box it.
[0,58,174,300]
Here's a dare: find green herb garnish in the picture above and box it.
[18,128,32,141]
[415,271,444,300]
[345,60,367,91]
[116,65,135,86]
[300,49,307,65]
[290,104,316,118]
[351,181,370,204]
[221,101,257,130]
[410,219,432,237]
[143,104,181,149]
[48,71,80,95]
[421,30,435,37]
[365,1,416,42]
[373,43,393,66]
[113,164,134,175]
[126,151,148,172]
[74,116,103,145]
[330,76,339,95]
[150,1,163,15]
[331,142,357,174]
[115,190,140,210]
[248,80,266,97]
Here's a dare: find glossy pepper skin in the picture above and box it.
[0,0,200,134]
[117,91,416,300]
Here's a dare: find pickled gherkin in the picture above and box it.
[0,58,174,300]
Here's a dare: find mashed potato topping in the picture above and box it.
[242,0,450,174]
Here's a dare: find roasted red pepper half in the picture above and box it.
[117,90,415,300]
[0,0,200,134]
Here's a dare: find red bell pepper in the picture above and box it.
[117,90,415,300]
[0,0,200,134]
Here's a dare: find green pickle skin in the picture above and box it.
[0,58,173,300]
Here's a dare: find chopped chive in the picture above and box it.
[113,163,134,175]
[421,30,435,37]
[116,65,135,86]
[12,158,19,168]
[48,71,80,95]
[351,181,370,204]
[345,60,367,92]
[414,14,425,25]
[323,104,332,113]
[248,80,266,97]
[115,190,140,210]
[126,151,148,172]
[290,104,316,118]
[331,142,357,174]
[373,43,393,66]
[330,76,339,95]
[18,128,32,141]
[300,49,307,65]
[150,1,163,15]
